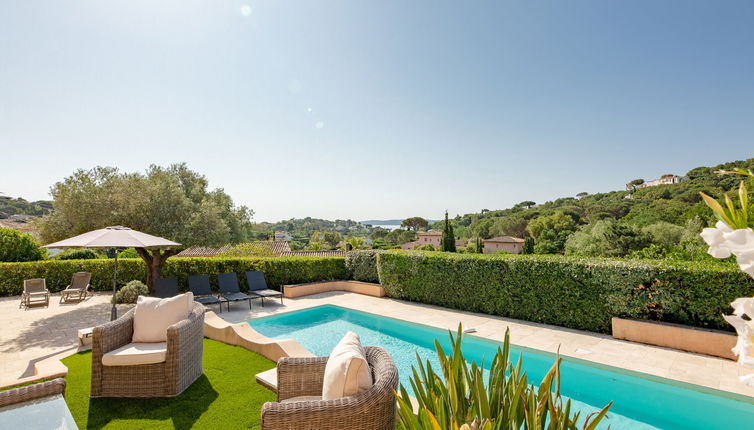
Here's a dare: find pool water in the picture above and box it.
[249,305,754,430]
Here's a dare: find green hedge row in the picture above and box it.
[376,251,754,333]
[0,257,349,296]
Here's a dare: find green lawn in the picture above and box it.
[62,339,276,429]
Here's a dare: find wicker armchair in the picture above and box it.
[0,378,66,408]
[90,302,205,398]
[261,346,398,430]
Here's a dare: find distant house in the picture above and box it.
[400,230,466,250]
[400,231,441,250]
[482,236,525,254]
[626,174,686,191]
[274,231,293,241]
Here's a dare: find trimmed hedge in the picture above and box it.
[377,251,754,333]
[345,250,379,283]
[0,257,348,296]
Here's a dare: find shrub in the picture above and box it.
[117,248,139,259]
[57,249,102,260]
[414,244,435,251]
[345,250,379,283]
[396,326,610,429]
[377,251,754,333]
[114,280,148,303]
[0,228,46,262]
[0,256,348,296]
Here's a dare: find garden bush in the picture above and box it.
[345,250,379,283]
[0,256,348,296]
[57,248,102,260]
[377,251,754,333]
[114,280,148,303]
[0,228,46,262]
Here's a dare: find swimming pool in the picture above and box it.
[249,305,754,429]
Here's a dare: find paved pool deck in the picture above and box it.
[0,289,752,400]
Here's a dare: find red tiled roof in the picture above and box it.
[176,241,291,257]
[280,250,347,257]
[484,236,525,243]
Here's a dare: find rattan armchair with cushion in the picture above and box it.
[260,346,398,430]
[90,301,205,398]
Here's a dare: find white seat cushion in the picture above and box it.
[132,292,193,343]
[102,342,167,366]
[322,331,373,400]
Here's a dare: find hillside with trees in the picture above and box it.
[430,158,754,261]
[0,195,52,218]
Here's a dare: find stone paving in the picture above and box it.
[1,289,753,400]
[0,293,133,386]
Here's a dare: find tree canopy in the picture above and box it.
[37,164,254,290]
[401,217,429,231]
[38,164,253,246]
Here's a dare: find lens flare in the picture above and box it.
[315,121,324,129]
[240,5,252,16]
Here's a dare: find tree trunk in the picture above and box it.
[136,248,179,293]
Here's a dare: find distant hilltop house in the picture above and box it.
[274,231,293,241]
[401,231,525,254]
[626,174,686,191]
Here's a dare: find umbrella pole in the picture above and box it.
[111,250,119,321]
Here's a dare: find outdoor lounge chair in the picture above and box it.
[218,272,252,311]
[260,346,398,430]
[90,300,205,398]
[59,271,92,303]
[245,271,283,306]
[20,278,50,309]
[187,275,223,313]
[154,277,179,298]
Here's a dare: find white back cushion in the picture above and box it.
[132,292,193,343]
[322,331,373,400]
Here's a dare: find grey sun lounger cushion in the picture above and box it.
[187,275,223,312]
[218,273,252,310]
[245,271,283,306]
[154,277,179,298]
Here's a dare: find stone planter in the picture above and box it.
[612,317,736,360]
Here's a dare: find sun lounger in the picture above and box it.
[21,278,50,309]
[187,275,223,313]
[154,277,179,298]
[245,271,283,307]
[59,272,92,304]
[218,273,252,311]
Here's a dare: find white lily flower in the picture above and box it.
[701,222,733,258]
[737,252,754,278]
[722,228,754,254]
[731,298,754,317]
[724,314,754,368]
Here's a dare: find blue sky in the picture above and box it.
[1,1,753,222]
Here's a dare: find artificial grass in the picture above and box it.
[61,338,276,429]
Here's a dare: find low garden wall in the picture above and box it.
[376,251,754,334]
[0,257,349,295]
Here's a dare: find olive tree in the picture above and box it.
[37,164,254,291]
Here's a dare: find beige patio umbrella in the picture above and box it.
[44,226,180,320]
